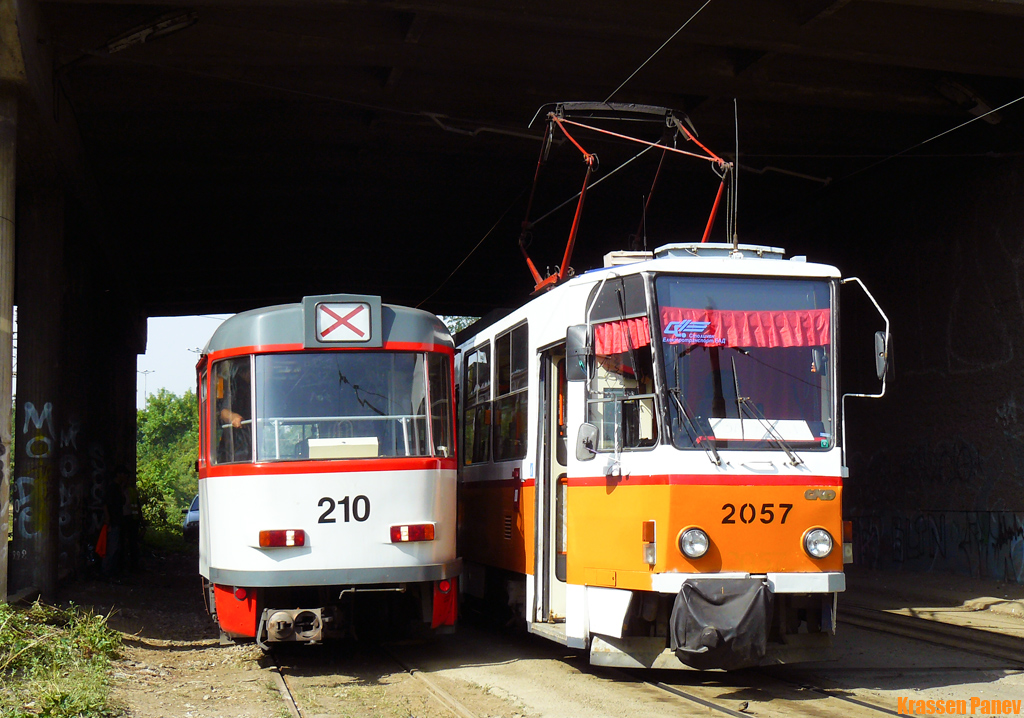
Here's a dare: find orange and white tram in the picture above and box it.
[456,244,889,670]
[196,294,460,646]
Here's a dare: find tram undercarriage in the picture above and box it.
[468,566,838,670]
[590,587,837,670]
[206,579,458,647]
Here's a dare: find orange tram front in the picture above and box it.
[456,244,889,670]
[196,294,460,647]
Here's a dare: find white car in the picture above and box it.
[182,494,200,541]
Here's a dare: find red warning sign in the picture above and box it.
[317,302,371,342]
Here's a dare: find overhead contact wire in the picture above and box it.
[416,194,523,308]
[841,92,1024,182]
[604,0,716,103]
[530,144,657,227]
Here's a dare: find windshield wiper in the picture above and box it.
[672,347,721,466]
[731,356,744,441]
[669,387,722,466]
[734,392,803,466]
[728,352,802,465]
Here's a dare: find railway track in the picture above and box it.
[643,603,1023,718]
[651,675,901,718]
[839,604,1024,666]
[269,648,906,718]
[265,643,487,718]
[267,653,304,718]
[262,602,1022,718]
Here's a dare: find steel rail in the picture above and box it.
[608,663,903,718]
[380,645,480,718]
[839,604,1024,666]
[758,671,901,716]
[653,681,750,717]
[268,653,303,718]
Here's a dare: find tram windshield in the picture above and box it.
[213,351,451,462]
[655,275,834,452]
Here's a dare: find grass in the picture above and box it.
[0,601,122,718]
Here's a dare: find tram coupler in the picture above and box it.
[261,607,325,643]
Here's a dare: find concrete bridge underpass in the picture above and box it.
[3,0,1024,601]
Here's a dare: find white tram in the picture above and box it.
[456,244,889,670]
[196,294,460,646]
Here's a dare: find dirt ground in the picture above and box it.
[59,545,1024,718]
[60,547,530,718]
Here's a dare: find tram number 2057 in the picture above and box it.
[318,495,371,523]
[722,502,793,525]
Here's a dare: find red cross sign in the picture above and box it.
[317,302,371,342]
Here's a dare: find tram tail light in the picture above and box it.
[390,523,435,543]
[259,530,306,548]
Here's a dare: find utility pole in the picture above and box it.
[137,369,154,410]
[0,95,16,604]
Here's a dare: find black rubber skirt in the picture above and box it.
[669,577,773,670]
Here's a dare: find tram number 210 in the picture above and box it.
[318,495,371,523]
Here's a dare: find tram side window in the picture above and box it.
[428,354,453,458]
[463,343,491,465]
[199,369,208,462]
[588,318,658,451]
[212,357,253,464]
[494,324,528,462]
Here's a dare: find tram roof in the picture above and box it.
[572,247,843,283]
[203,299,452,355]
[454,246,841,344]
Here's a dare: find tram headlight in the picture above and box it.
[803,528,834,559]
[678,527,710,559]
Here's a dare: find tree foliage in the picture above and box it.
[136,389,198,531]
[440,315,479,335]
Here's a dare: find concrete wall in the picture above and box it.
[851,510,1024,584]
[770,155,1024,583]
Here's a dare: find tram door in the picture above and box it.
[537,347,568,622]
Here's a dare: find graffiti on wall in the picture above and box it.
[11,402,56,558]
[58,419,83,576]
[852,510,1024,584]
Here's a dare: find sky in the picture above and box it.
[135,314,231,409]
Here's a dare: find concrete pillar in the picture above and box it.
[0,95,15,603]
[11,188,64,599]
[56,229,91,580]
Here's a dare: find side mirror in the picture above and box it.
[874,331,892,381]
[576,423,598,461]
[812,347,826,375]
[566,324,590,382]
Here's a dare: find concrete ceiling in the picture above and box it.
[29,0,1024,316]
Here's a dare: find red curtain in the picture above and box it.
[594,317,651,355]
[660,307,830,348]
